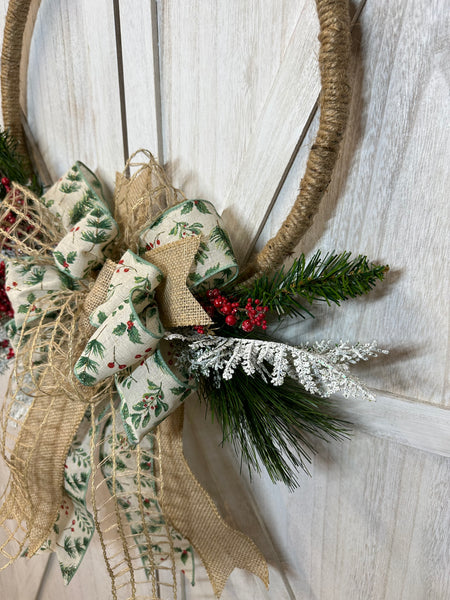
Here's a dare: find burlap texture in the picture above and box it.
[145,236,212,328]
[0,153,268,598]
[159,407,269,597]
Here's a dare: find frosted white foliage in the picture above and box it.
[168,334,388,401]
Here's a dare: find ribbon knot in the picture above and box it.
[6,163,239,445]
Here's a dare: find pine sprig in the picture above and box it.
[0,128,41,195]
[199,369,349,489]
[237,251,388,319]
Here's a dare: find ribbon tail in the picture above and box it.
[0,392,86,556]
[0,262,116,557]
[158,406,269,597]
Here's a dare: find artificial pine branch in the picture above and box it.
[236,250,388,319]
[0,128,41,196]
[199,369,349,489]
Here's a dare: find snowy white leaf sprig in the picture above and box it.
[168,334,387,401]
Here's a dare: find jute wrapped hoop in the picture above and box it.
[1,0,352,277]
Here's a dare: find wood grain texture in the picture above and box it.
[182,398,450,600]
[257,0,450,406]
[26,0,125,192]
[159,0,306,222]
[119,0,162,161]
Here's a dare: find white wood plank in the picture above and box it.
[159,0,307,219]
[26,0,125,192]
[119,0,162,161]
[257,0,450,406]
[184,399,450,600]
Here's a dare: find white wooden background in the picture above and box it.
[0,0,449,598]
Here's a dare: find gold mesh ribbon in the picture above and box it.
[0,151,268,598]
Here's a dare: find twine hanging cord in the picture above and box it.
[1,0,352,279]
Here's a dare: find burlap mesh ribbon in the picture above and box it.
[0,152,268,598]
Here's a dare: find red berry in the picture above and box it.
[213,298,223,308]
[108,362,115,368]
[241,319,254,333]
[156,239,160,245]
[118,259,124,264]
[225,315,237,326]
[135,354,142,359]
[63,261,69,268]
[221,303,232,315]
[127,320,133,329]
[119,364,126,369]
[124,268,129,273]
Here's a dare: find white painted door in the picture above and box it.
[0,1,448,598]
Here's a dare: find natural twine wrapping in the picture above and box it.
[1,0,352,280]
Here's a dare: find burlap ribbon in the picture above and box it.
[0,153,268,595]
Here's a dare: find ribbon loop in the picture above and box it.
[74,250,164,386]
[42,162,119,279]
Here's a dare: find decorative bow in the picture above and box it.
[0,154,268,597]
[6,162,238,444]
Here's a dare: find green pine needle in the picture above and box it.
[0,128,41,195]
[199,369,350,490]
[237,250,388,319]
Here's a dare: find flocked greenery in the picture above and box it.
[236,250,388,319]
[199,368,350,490]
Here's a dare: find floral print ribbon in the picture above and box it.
[6,164,239,446]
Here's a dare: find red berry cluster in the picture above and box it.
[0,260,14,359]
[200,288,268,333]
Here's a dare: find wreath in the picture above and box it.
[0,1,388,598]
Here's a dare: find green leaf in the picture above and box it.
[67,251,78,264]
[127,325,143,344]
[147,380,159,390]
[86,217,112,230]
[18,304,30,314]
[63,536,77,558]
[121,403,129,419]
[97,311,107,324]
[80,230,110,245]
[25,267,46,286]
[154,404,162,418]
[26,292,36,304]
[170,385,187,396]
[85,338,105,358]
[59,182,80,194]
[178,389,192,403]
[54,251,66,266]
[210,224,234,257]
[141,413,150,429]
[112,322,127,336]
[75,355,99,373]
[69,194,95,225]
[204,263,220,278]
[180,200,193,214]
[76,371,97,385]
[194,200,211,214]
